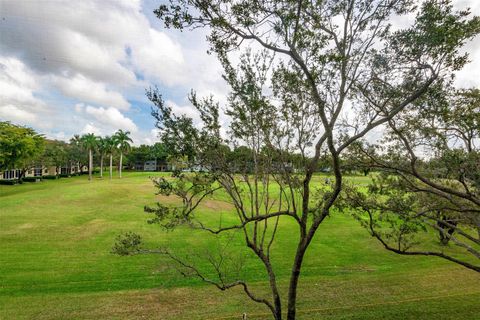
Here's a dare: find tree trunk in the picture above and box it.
[286,242,307,320]
[88,149,93,181]
[100,154,104,178]
[18,169,26,181]
[119,152,123,178]
[438,217,457,245]
[109,154,113,180]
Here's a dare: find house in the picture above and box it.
[133,161,144,171]
[0,169,22,180]
[133,159,169,172]
[1,166,49,180]
[59,163,82,175]
[0,163,87,181]
[25,166,55,177]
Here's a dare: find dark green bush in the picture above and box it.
[0,179,18,185]
[42,175,59,179]
[59,174,70,178]
[22,177,42,182]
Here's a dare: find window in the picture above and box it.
[4,170,17,180]
[34,168,42,177]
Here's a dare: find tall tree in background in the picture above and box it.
[69,134,86,172]
[0,121,45,179]
[114,1,480,319]
[43,140,68,177]
[97,137,109,178]
[114,130,133,178]
[104,135,117,180]
[81,133,98,181]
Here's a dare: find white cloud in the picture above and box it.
[84,105,138,133]
[81,123,103,135]
[0,104,37,124]
[54,74,130,110]
[0,56,52,127]
[0,0,194,90]
[0,1,137,86]
[166,99,201,123]
[0,57,40,104]
[74,103,85,113]
[129,128,161,146]
[132,29,188,87]
[455,36,480,88]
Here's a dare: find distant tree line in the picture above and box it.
[0,122,137,181]
[5,118,472,182]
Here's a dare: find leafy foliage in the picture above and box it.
[112,232,143,256]
[0,121,45,172]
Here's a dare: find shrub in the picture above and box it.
[22,177,42,182]
[112,232,143,256]
[59,174,70,178]
[42,175,58,179]
[0,179,18,185]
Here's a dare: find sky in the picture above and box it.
[0,0,479,145]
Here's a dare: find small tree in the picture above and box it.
[114,129,133,178]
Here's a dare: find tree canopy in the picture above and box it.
[0,121,45,173]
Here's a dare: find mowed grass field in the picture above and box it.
[1,172,479,319]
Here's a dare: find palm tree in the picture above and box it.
[104,135,117,180]
[114,129,133,178]
[97,137,108,178]
[80,133,98,181]
[70,134,82,145]
[69,134,84,172]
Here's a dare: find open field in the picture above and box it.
[1,172,479,319]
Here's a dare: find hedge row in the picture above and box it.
[0,171,94,185]
[22,177,42,182]
[0,179,20,185]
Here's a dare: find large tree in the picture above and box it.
[115,1,480,319]
[0,121,45,179]
[125,143,169,169]
[42,140,69,177]
[114,129,133,178]
[69,134,87,172]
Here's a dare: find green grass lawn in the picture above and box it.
[1,172,479,319]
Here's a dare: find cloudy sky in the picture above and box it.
[0,0,479,145]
